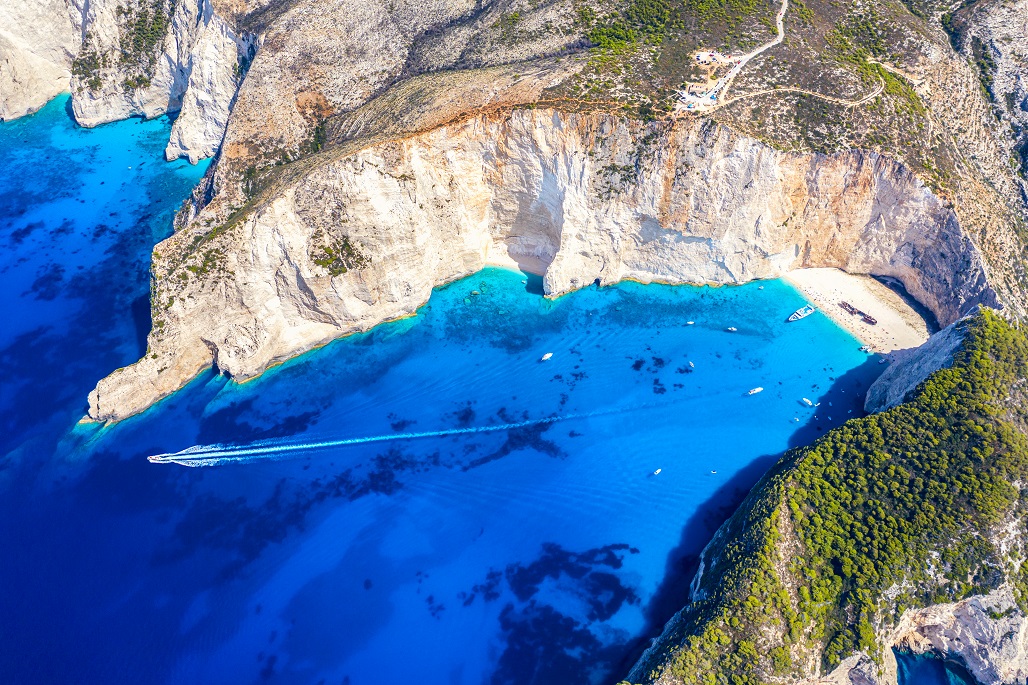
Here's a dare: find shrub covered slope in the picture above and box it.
[636,310,1028,684]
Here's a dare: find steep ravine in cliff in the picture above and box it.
[87,108,1002,422]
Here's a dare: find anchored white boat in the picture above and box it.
[788,304,816,322]
[540,352,553,361]
[748,387,763,395]
[726,327,737,332]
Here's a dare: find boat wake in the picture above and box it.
[148,380,764,468]
[149,409,609,467]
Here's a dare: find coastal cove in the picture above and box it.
[1,96,950,685]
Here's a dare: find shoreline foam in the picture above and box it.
[783,268,931,356]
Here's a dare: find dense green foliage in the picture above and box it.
[117,0,172,89]
[586,0,677,49]
[642,311,1028,684]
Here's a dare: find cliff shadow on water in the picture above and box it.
[895,650,979,685]
[614,357,884,681]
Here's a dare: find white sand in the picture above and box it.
[783,268,931,355]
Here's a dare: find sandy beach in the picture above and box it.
[783,268,931,355]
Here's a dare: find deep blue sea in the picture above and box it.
[2,96,896,685]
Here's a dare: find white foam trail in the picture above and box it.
[149,410,602,467]
[148,380,744,468]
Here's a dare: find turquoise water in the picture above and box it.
[896,652,978,685]
[1,96,885,684]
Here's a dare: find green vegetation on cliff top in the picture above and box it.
[638,310,1028,684]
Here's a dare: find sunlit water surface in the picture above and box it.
[2,96,891,685]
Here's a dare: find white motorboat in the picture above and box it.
[540,352,553,361]
[788,304,816,322]
[747,387,763,395]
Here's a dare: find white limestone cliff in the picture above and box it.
[0,0,82,120]
[816,585,1028,685]
[164,9,255,163]
[87,108,1001,422]
[69,0,251,164]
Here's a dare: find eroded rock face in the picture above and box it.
[87,109,1000,422]
[864,312,973,413]
[69,0,253,168]
[955,0,1028,207]
[0,0,82,120]
[818,585,1028,685]
[893,586,1028,685]
[209,0,590,202]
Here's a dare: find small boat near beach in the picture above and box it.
[788,304,815,322]
[540,352,553,361]
[726,326,737,332]
[802,397,813,406]
[747,387,763,395]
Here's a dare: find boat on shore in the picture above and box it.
[840,301,858,315]
[788,304,815,322]
[861,313,878,325]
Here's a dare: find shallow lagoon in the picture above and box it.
[2,97,887,684]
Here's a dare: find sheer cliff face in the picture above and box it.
[87,109,999,422]
[67,0,254,163]
[0,0,81,120]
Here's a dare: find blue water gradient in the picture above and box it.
[2,96,886,685]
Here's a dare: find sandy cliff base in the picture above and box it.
[784,268,931,355]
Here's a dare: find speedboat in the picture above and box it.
[747,387,763,395]
[540,352,553,361]
[653,468,662,475]
[726,327,737,332]
[788,304,815,322]
[802,397,813,406]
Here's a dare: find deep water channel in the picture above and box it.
[1,96,885,685]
